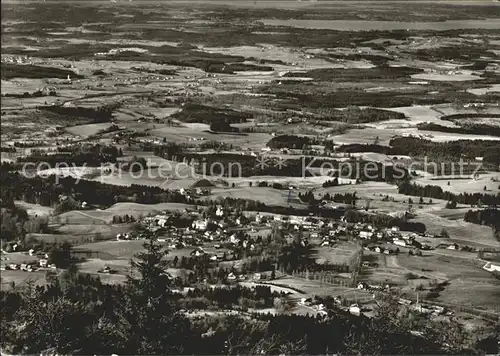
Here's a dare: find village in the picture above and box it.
[2,170,499,321]
[2,0,500,353]
[63,186,496,321]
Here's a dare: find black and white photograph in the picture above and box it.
[1,0,499,354]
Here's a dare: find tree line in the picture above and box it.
[389,137,500,166]
[398,181,500,207]
[267,135,319,150]
[343,209,426,234]
[417,122,500,138]
[464,208,500,229]
[0,170,192,210]
[39,104,116,122]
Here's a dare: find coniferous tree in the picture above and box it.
[121,236,190,354]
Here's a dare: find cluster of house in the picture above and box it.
[400,132,434,139]
[226,272,264,282]
[347,303,363,316]
[330,297,373,318]
[436,242,460,250]
[116,233,135,241]
[2,259,54,272]
[363,245,401,255]
[357,281,389,292]
[2,55,31,64]
[397,298,454,317]
[97,266,117,274]
[355,282,454,317]
[315,223,348,247]
[298,297,328,316]
[388,229,476,253]
[354,224,438,253]
[44,125,65,135]
[297,295,374,318]
[137,208,265,254]
[0,249,54,272]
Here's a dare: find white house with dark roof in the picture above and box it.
[483,262,500,273]
[192,219,208,231]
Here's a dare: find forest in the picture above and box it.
[464,208,500,229]
[267,135,318,150]
[398,181,500,207]
[39,104,116,122]
[16,144,121,167]
[0,168,192,209]
[417,122,500,137]
[0,62,84,80]
[389,137,500,166]
[171,103,251,124]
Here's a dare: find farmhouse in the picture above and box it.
[289,215,305,225]
[349,304,361,316]
[190,179,215,195]
[393,239,407,247]
[359,230,374,239]
[398,298,412,306]
[190,248,206,257]
[438,242,459,250]
[320,239,331,247]
[164,178,214,194]
[483,262,500,272]
[235,215,250,226]
[357,282,369,290]
[229,234,239,244]
[192,219,209,231]
[411,304,432,314]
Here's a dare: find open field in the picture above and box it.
[149,125,272,150]
[397,254,500,310]
[413,212,499,248]
[14,201,54,217]
[1,252,39,265]
[314,241,359,265]
[330,126,500,145]
[316,181,398,196]
[65,123,114,138]
[55,202,192,225]
[206,186,305,207]
[361,252,500,313]
[0,270,48,290]
[260,18,500,32]
[27,233,100,245]
[266,276,372,301]
[74,239,206,261]
[105,202,194,215]
[413,172,500,195]
[74,240,155,260]
[57,210,116,225]
[47,203,191,225]
[55,223,134,240]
